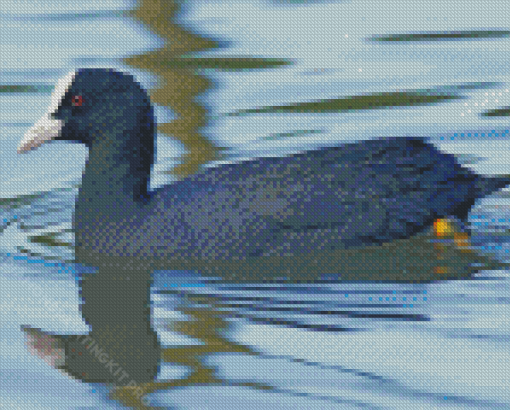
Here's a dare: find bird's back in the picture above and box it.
[146,137,504,261]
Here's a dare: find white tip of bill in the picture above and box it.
[17,114,64,153]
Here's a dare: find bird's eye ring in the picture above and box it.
[72,95,84,107]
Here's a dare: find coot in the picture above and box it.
[18,68,510,276]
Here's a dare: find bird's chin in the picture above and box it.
[17,114,64,153]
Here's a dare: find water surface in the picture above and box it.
[1,0,510,408]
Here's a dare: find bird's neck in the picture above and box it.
[81,142,150,204]
[74,132,154,258]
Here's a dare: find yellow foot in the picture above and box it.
[433,218,471,250]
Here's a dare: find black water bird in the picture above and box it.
[18,68,510,276]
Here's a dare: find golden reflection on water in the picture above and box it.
[125,0,220,179]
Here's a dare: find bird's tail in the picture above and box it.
[476,174,510,197]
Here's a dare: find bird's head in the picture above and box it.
[17,68,154,153]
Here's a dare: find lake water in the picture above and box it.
[1,0,509,408]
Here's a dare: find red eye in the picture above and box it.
[72,95,83,107]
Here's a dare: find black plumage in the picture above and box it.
[18,68,510,273]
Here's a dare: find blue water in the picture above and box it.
[1,0,510,408]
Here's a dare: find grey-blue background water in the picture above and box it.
[1,0,509,408]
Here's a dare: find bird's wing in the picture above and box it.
[153,138,472,257]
